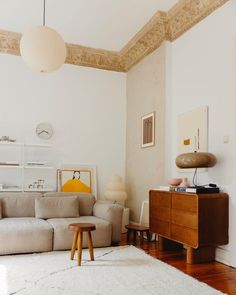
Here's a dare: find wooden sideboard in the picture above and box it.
[149,190,228,264]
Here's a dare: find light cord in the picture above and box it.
[192,168,198,187]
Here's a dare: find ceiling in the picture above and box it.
[0,0,177,51]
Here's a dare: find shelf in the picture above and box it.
[24,188,54,192]
[0,165,54,169]
[25,143,52,148]
[0,142,24,147]
[0,188,23,192]
[24,166,54,170]
[0,165,23,169]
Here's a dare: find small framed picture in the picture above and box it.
[141,112,155,148]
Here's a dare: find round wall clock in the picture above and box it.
[36,123,53,140]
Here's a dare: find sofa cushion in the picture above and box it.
[35,196,79,219]
[0,192,42,217]
[47,216,112,250]
[0,217,53,255]
[44,192,95,216]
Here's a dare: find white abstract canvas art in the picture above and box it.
[177,106,208,155]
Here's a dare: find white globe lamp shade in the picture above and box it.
[104,175,127,202]
[20,26,67,73]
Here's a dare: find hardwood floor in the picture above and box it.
[119,234,236,294]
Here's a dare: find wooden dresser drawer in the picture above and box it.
[172,210,198,229]
[152,207,170,222]
[172,193,198,213]
[171,224,198,248]
[150,220,170,237]
[150,191,170,208]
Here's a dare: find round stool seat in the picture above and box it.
[125,224,149,232]
[125,224,150,244]
[69,223,96,232]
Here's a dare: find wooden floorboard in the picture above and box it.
[119,234,236,294]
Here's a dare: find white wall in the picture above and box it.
[0,54,126,198]
[167,1,236,266]
[126,43,166,222]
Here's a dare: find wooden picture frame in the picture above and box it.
[141,112,155,148]
[57,165,97,199]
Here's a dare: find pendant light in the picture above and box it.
[20,0,66,73]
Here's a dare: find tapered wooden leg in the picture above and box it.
[87,231,94,261]
[127,229,131,242]
[140,231,144,244]
[146,230,150,242]
[70,232,78,260]
[133,230,137,243]
[77,232,83,266]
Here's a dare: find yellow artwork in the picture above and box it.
[58,170,92,194]
[183,139,190,146]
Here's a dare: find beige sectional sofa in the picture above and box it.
[0,192,123,255]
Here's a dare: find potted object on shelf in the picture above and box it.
[179,177,189,188]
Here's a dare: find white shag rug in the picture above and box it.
[0,245,223,295]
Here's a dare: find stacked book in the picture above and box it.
[155,186,220,194]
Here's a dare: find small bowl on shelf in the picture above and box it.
[167,178,182,186]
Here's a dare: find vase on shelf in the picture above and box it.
[179,177,189,188]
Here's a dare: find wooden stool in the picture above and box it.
[68,223,96,266]
[125,224,150,244]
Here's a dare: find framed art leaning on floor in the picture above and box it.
[57,164,97,199]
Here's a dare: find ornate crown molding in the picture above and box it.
[0,29,21,56]
[0,0,229,73]
[120,0,228,71]
[120,11,168,72]
[66,43,125,72]
[166,0,229,41]
[0,29,125,72]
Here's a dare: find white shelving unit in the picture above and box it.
[0,165,23,169]
[24,166,54,170]
[0,142,56,192]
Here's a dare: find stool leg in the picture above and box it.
[140,231,143,244]
[133,230,137,243]
[77,232,83,266]
[127,229,131,242]
[87,231,94,261]
[70,232,78,260]
[146,230,150,242]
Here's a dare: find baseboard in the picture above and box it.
[215,247,236,267]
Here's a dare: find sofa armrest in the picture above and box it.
[0,200,2,219]
[93,201,123,243]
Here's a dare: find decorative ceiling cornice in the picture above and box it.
[0,29,21,56]
[120,0,229,71]
[167,0,229,41]
[120,11,168,72]
[0,0,229,73]
[66,43,125,72]
[0,29,125,72]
